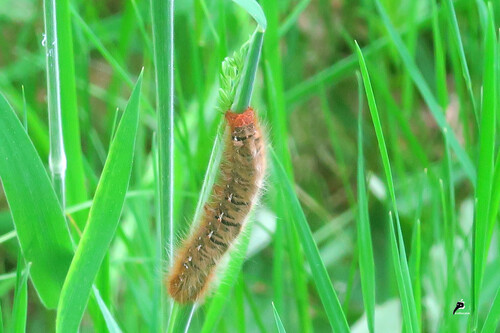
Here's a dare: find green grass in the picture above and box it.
[0,0,499,332]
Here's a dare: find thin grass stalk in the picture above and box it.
[55,0,88,231]
[443,0,479,126]
[21,85,27,132]
[150,0,175,328]
[356,72,375,333]
[43,0,66,208]
[232,30,264,113]
[471,5,497,329]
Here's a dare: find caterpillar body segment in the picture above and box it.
[167,108,266,303]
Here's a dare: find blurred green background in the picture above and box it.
[0,0,499,332]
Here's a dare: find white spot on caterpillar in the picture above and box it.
[217,212,224,222]
[196,244,202,251]
[188,256,192,261]
[208,231,214,238]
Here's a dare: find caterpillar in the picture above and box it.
[167,107,266,304]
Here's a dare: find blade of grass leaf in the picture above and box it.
[150,0,174,329]
[432,0,448,109]
[272,302,287,333]
[56,72,142,332]
[387,212,414,333]
[270,148,349,333]
[481,286,500,333]
[166,302,180,333]
[472,5,497,329]
[43,0,67,207]
[232,0,267,31]
[54,0,88,227]
[21,85,27,132]
[0,298,2,333]
[0,93,73,308]
[92,286,122,333]
[234,275,245,333]
[373,0,476,186]
[278,0,311,37]
[443,0,478,125]
[232,30,264,113]
[356,73,376,333]
[439,178,453,331]
[356,42,419,332]
[11,255,30,333]
[409,219,421,328]
[0,231,16,245]
[442,135,457,330]
[489,154,500,242]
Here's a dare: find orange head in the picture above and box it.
[225,108,255,128]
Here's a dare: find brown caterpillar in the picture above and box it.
[167,107,266,304]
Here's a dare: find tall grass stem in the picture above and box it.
[232,30,264,113]
[150,0,175,328]
[43,0,67,208]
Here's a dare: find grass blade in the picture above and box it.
[443,0,478,124]
[432,0,448,109]
[150,0,175,329]
[489,154,500,243]
[151,0,175,329]
[356,73,376,333]
[409,219,421,328]
[43,0,67,207]
[472,5,497,329]
[232,30,264,113]
[232,0,267,30]
[387,212,413,333]
[272,302,287,333]
[279,0,311,37]
[56,72,143,332]
[11,255,30,333]
[54,0,88,226]
[481,286,500,333]
[373,0,476,186]
[270,148,350,333]
[92,287,122,333]
[0,93,73,308]
[0,297,3,333]
[356,42,420,332]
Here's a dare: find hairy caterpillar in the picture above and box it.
[167,107,266,303]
